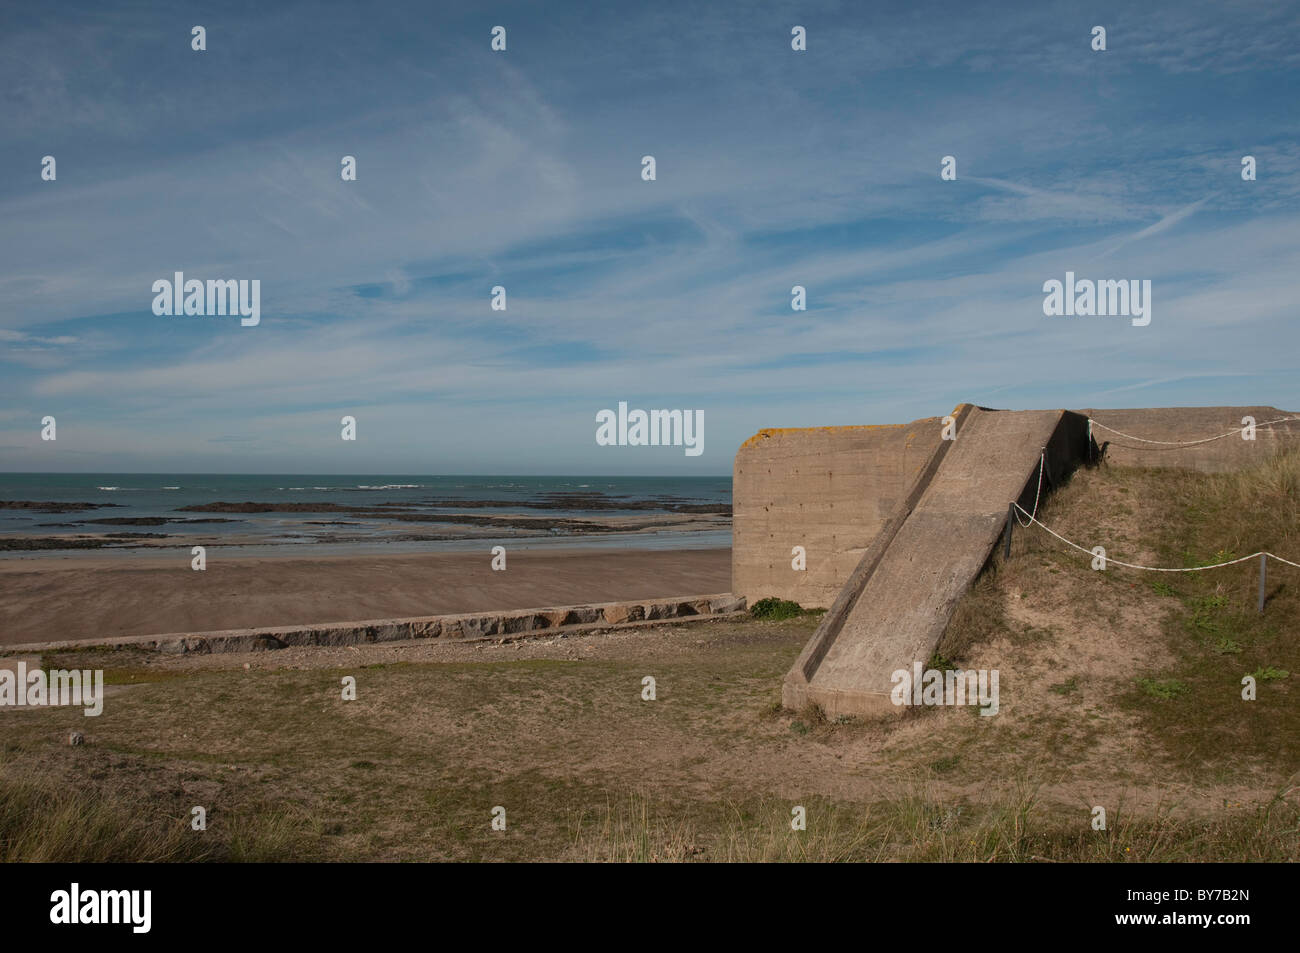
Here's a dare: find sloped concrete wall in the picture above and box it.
[784,409,1086,716]
[732,414,949,608]
[1081,406,1300,472]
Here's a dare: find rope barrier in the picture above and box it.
[1010,501,1300,572]
[1013,451,1046,528]
[1088,415,1300,448]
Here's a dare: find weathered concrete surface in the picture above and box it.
[1,593,747,656]
[732,415,947,609]
[735,405,1297,617]
[780,404,974,709]
[1081,406,1300,472]
[784,408,1090,717]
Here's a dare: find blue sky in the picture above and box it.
[2,0,1298,474]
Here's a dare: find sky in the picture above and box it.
[1,0,1298,475]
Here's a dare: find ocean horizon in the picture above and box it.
[0,473,733,557]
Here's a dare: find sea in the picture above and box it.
[0,474,732,558]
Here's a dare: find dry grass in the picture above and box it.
[0,748,323,862]
[1,451,1297,861]
[566,781,1300,862]
[938,447,1297,770]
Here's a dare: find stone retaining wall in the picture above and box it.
[5,593,747,656]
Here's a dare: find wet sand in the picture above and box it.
[0,547,732,646]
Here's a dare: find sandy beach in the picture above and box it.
[0,547,731,646]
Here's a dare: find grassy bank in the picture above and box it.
[1,451,1297,861]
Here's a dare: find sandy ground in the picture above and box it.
[0,547,731,646]
[9,614,1288,862]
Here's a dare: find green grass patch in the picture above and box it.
[1049,676,1079,696]
[750,597,808,621]
[1251,666,1290,682]
[926,651,958,672]
[1137,677,1190,701]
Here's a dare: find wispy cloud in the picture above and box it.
[1,0,1298,472]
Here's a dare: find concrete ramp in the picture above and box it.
[784,407,1090,717]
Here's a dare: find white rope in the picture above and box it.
[1088,415,1300,447]
[1013,451,1046,528]
[1010,502,1300,572]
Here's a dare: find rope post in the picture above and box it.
[1004,503,1014,560]
[1258,553,1267,614]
